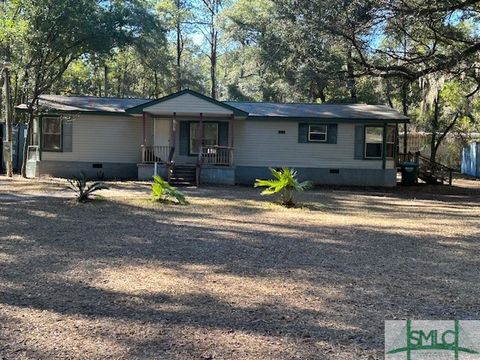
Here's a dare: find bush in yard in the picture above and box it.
[151,175,188,205]
[254,168,313,207]
[67,172,109,202]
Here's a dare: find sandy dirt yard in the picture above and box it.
[0,176,479,359]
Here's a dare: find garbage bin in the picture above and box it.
[400,162,419,185]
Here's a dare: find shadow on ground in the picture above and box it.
[0,180,479,359]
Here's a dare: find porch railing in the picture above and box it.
[27,145,40,161]
[199,146,234,166]
[399,151,455,185]
[415,152,455,185]
[141,145,174,164]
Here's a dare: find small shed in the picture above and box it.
[461,142,480,178]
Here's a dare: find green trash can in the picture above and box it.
[400,162,419,185]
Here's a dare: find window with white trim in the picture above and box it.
[308,125,327,142]
[190,122,218,154]
[364,126,383,158]
[385,126,396,158]
[42,117,62,151]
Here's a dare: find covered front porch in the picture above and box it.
[141,114,235,166]
[132,90,247,185]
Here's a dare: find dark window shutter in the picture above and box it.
[218,122,229,146]
[327,124,337,144]
[298,123,308,143]
[62,119,73,152]
[354,125,364,159]
[179,121,190,156]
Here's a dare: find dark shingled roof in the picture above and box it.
[17,94,409,121]
[224,102,409,121]
[16,95,150,113]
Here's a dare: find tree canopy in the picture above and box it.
[1,0,479,167]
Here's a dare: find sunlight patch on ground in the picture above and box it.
[0,234,28,242]
[27,209,58,218]
[1,305,136,358]
[89,263,344,313]
[1,176,479,359]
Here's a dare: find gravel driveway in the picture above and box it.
[0,176,479,359]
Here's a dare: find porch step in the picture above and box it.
[170,165,197,186]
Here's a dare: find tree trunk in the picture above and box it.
[318,87,326,103]
[402,82,409,154]
[104,65,108,97]
[210,26,217,99]
[176,0,182,92]
[429,93,440,163]
[434,114,459,161]
[346,47,357,102]
[4,67,13,177]
[154,71,159,98]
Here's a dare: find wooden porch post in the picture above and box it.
[199,112,204,149]
[229,114,234,148]
[142,112,146,146]
[229,115,234,166]
[382,123,387,170]
[171,112,177,149]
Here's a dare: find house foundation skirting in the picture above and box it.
[137,163,169,181]
[27,160,138,180]
[235,166,397,187]
[200,166,235,185]
[27,160,397,187]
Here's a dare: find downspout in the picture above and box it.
[395,123,399,165]
[171,112,177,149]
[168,112,177,183]
[142,112,146,163]
[229,114,234,166]
[196,112,204,186]
[199,112,204,148]
[382,123,387,170]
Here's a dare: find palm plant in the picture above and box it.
[67,171,109,202]
[254,168,312,207]
[151,175,188,205]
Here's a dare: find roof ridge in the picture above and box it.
[224,100,392,106]
[40,94,151,101]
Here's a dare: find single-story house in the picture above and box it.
[18,89,409,186]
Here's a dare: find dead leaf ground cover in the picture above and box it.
[0,176,479,359]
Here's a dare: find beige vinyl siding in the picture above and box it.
[42,115,142,163]
[234,120,396,169]
[144,93,233,116]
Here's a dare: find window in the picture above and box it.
[364,126,397,159]
[42,117,62,151]
[308,125,327,142]
[364,126,383,158]
[386,126,396,158]
[190,122,218,154]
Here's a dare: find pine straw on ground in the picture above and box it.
[0,176,479,359]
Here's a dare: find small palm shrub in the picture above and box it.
[67,172,109,202]
[254,168,312,207]
[151,175,188,205]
